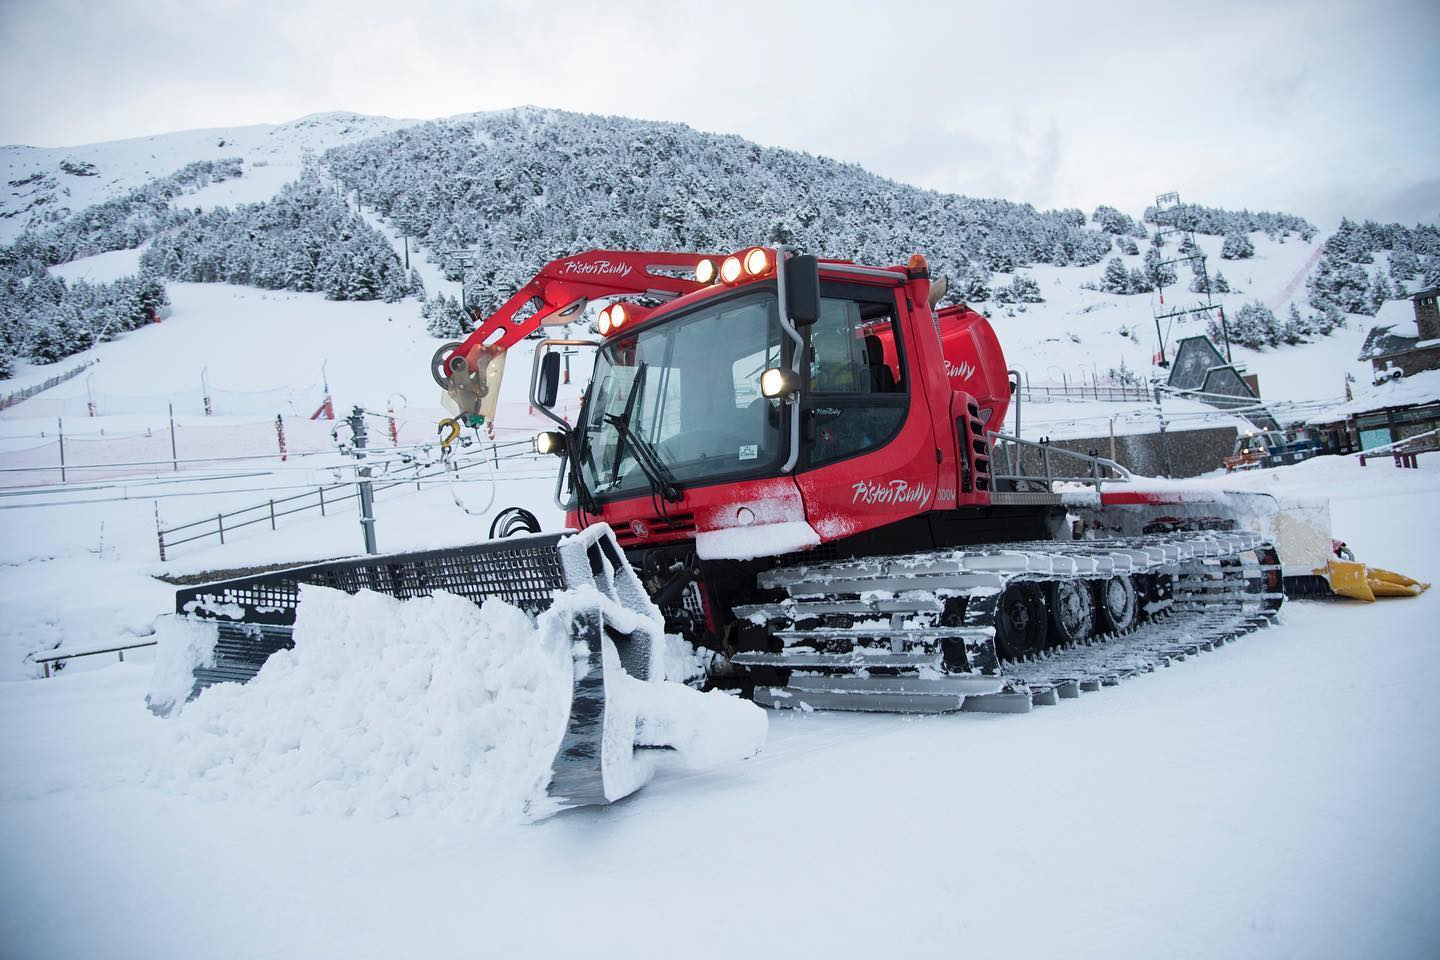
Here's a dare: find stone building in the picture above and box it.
[1358,287,1440,380]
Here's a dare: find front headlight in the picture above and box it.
[760,367,799,399]
[535,430,566,456]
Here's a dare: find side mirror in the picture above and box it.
[785,254,821,326]
[537,351,561,407]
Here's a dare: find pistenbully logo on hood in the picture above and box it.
[562,260,634,279]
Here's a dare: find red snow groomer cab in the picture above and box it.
[434,248,1285,713]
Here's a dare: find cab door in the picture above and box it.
[792,282,938,542]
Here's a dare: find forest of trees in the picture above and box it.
[0,253,168,376]
[322,108,1120,314]
[10,158,243,267]
[1143,202,1315,241]
[1,158,246,374]
[1307,218,1440,318]
[1,162,420,376]
[140,171,418,302]
[6,106,1430,378]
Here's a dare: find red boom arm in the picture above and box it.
[447,249,724,360]
[433,249,724,426]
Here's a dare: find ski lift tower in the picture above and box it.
[442,248,480,315]
[1150,191,1231,366]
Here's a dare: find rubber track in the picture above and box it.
[734,530,1283,713]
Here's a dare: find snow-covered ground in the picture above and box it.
[0,454,1436,959]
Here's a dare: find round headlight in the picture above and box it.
[597,307,612,336]
[744,248,770,276]
[534,431,565,456]
[695,258,717,284]
[611,303,627,328]
[760,367,798,399]
[720,255,743,284]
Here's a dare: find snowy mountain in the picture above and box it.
[2,105,1437,404]
[0,111,413,243]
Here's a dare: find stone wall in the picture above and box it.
[1370,344,1440,378]
[999,425,1239,480]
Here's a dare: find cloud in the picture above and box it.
[0,0,1437,225]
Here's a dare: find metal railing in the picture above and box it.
[34,639,157,677]
[1014,381,1150,404]
[1358,428,1438,469]
[987,431,1133,493]
[156,439,540,559]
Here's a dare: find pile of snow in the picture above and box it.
[149,586,577,822]
[146,583,767,823]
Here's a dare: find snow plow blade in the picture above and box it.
[166,524,703,810]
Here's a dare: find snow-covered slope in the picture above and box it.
[0,112,413,242]
[1,454,1436,960]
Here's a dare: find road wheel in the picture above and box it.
[995,582,1047,661]
[1047,579,1095,646]
[1095,576,1138,635]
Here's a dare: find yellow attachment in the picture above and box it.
[1325,559,1375,602]
[437,417,461,452]
[1368,567,1424,589]
[1369,566,1430,597]
[1322,559,1431,602]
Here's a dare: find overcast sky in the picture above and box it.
[1,0,1436,228]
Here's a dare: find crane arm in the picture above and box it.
[433,249,721,426]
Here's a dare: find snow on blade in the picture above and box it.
[146,580,768,823]
[148,585,575,823]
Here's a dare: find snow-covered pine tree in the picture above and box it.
[1091,205,1142,236]
[1389,248,1420,290]
[408,268,426,299]
[1144,245,1176,288]
[1099,257,1132,294]
[950,267,992,304]
[1368,267,1393,313]
[1307,256,1369,314]
[1281,303,1310,344]
[1425,255,1440,288]
[1231,300,1281,349]
[423,294,469,339]
[1221,231,1255,260]
[26,305,69,363]
[1008,274,1043,303]
[1118,236,1139,256]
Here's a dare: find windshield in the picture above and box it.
[580,290,785,498]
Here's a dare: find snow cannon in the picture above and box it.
[160,524,758,810]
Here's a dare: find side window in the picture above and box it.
[805,293,906,467]
[808,299,904,394]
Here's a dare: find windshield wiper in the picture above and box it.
[605,363,683,503]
